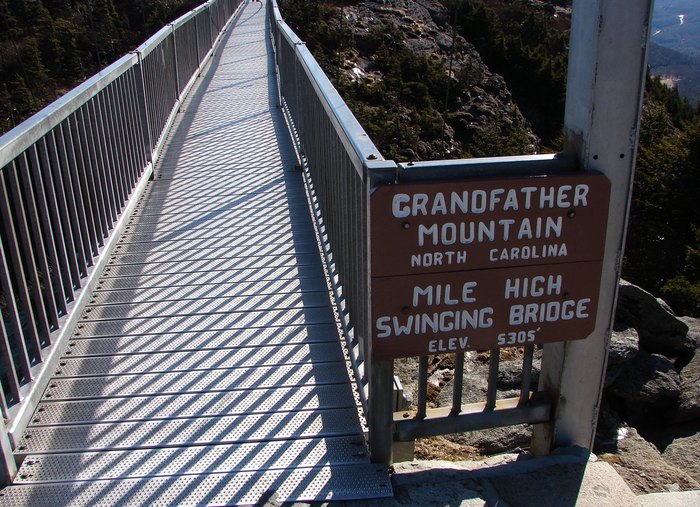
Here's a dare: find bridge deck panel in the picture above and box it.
[5,1,389,504]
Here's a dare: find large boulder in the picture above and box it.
[615,281,694,356]
[599,427,700,494]
[673,351,700,423]
[608,325,641,365]
[606,351,681,403]
[678,316,700,350]
[662,432,700,483]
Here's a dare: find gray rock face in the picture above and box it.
[449,425,532,455]
[601,427,700,494]
[662,432,700,483]
[608,326,640,365]
[497,356,540,389]
[607,351,681,403]
[341,0,539,156]
[678,316,700,350]
[674,352,700,422]
[615,281,693,355]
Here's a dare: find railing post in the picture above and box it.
[170,25,182,108]
[0,416,17,486]
[369,359,394,464]
[293,43,305,156]
[366,165,399,464]
[531,0,653,454]
[133,51,154,166]
[195,13,201,68]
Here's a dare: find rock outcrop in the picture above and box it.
[338,0,539,157]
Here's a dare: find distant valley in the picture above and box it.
[650,0,700,102]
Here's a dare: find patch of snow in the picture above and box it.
[351,67,365,79]
[617,427,629,441]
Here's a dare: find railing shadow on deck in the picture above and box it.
[0,0,246,486]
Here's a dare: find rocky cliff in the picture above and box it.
[284,0,539,160]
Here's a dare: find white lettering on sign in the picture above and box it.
[489,243,568,261]
[412,282,478,306]
[428,337,470,352]
[374,307,494,338]
[417,217,562,247]
[410,250,468,267]
[508,298,591,325]
[391,185,590,218]
[504,275,562,299]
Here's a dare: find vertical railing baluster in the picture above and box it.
[107,81,135,192]
[44,131,83,289]
[171,26,182,104]
[66,114,99,256]
[98,89,127,209]
[59,121,94,266]
[17,152,61,330]
[135,51,154,163]
[416,355,428,420]
[451,352,465,416]
[118,74,143,187]
[0,298,21,406]
[76,106,109,242]
[35,140,73,307]
[520,345,535,405]
[0,242,32,381]
[6,161,52,345]
[0,173,43,360]
[485,349,500,411]
[88,97,119,223]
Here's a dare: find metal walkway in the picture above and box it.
[0,2,390,505]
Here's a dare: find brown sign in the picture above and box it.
[370,171,611,359]
[371,261,603,359]
[371,172,610,277]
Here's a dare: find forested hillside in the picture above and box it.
[0,0,200,134]
[282,0,700,316]
[2,0,700,316]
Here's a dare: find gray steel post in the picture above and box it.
[134,51,154,165]
[531,0,654,454]
[170,26,182,106]
[0,416,16,486]
[369,359,394,464]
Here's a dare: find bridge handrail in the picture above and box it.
[269,1,398,419]
[269,1,580,464]
[0,0,243,484]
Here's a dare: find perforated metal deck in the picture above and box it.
[1,2,391,504]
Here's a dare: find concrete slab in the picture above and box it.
[637,490,700,507]
[342,449,647,507]
[489,460,638,507]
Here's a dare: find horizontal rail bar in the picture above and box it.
[0,55,137,169]
[272,16,387,177]
[394,396,552,442]
[395,153,577,182]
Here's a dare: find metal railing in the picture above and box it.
[270,0,560,463]
[0,0,243,483]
